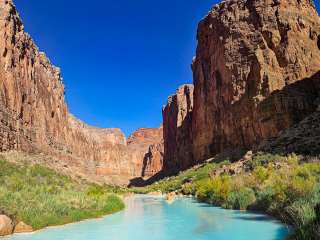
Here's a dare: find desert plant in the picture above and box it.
[0,159,125,230]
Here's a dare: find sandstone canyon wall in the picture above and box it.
[162,85,194,174]
[2,0,320,185]
[162,0,320,173]
[260,71,320,155]
[0,0,163,185]
[191,0,320,161]
[126,127,164,178]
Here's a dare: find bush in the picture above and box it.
[255,186,276,211]
[181,183,195,195]
[285,200,316,227]
[225,187,256,210]
[247,152,285,169]
[195,179,215,202]
[86,184,106,196]
[0,159,125,230]
[253,166,269,184]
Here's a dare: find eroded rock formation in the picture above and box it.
[142,141,164,177]
[161,0,320,174]
[191,0,320,161]
[260,72,320,155]
[126,127,164,178]
[0,0,163,185]
[163,84,194,174]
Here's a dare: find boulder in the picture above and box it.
[166,192,177,204]
[14,221,33,233]
[0,215,14,236]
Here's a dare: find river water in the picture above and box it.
[3,195,290,240]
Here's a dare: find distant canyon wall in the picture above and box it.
[162,0,320,173]
[0,0,163,185]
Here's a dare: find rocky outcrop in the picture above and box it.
[127,127,164,178]
[0,0,68,153]
[261,110,320,155]
[142,141,164,177]
[0,0,162,185]
[14,221,33,233]
[191,0,320,161]
[0,215,13,236]
[260,72,320,155]
[163,84,194,174]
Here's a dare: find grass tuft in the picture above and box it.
[0,159,125,230]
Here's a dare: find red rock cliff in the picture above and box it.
[191,0,320,161]
[126,127,164,178]
[0,0,162,185]
[162,84,194,174]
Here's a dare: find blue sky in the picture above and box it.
[14,1,320,136]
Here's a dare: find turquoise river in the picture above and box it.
[3,195,291,240]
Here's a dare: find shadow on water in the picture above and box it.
[274,226,292,240]
[233,215,274,222]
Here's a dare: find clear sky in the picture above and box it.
[14,1,320,136]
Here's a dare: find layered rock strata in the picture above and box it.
[260,72,320,155]
[162,0,320,174]
[162,84,194,174]
[191,0,320,161]
[125,127,164,178]
[0,0,163,185]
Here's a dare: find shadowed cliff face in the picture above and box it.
[0,0,163,185]
[162,85,194,174]
[191,0,320,161]
[161,0,320,175]
[260,71,320,155]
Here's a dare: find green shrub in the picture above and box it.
[0,159,125,230]
[181,183,195,195]
[253,166,269,184]
[255,186,276,211]
[287,153,299,166]
[248,152,285,169]
[225,187,256,210]
[86,184,106,196]
[285,200,316,227]
[195,176,231,205]
[195,179,215,202]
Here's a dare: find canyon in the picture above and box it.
[0,0,163,185]
[1,0,320,186]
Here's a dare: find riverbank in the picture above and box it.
[132,152,320,240]
[0,157,125,237]
[2,195,290,240]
